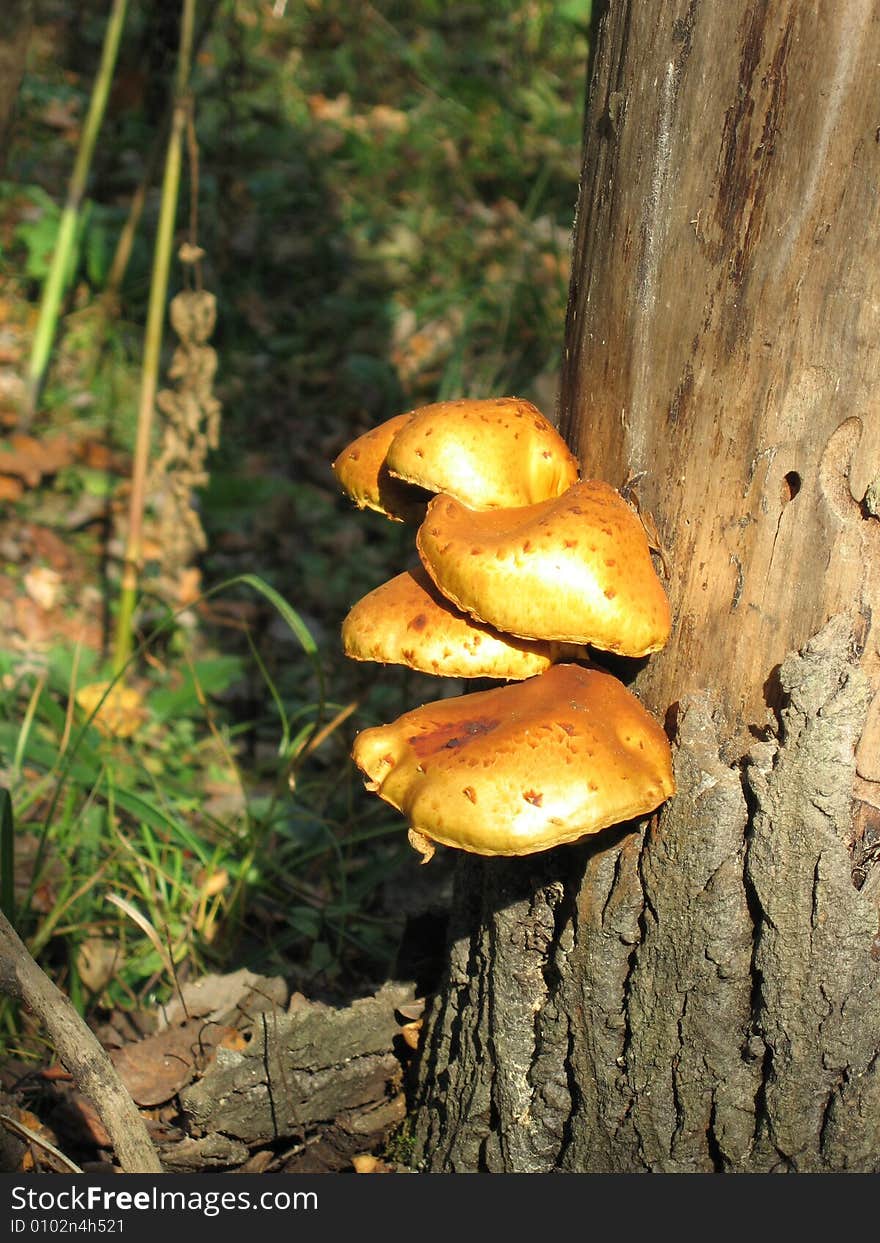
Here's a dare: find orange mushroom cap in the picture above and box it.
[331,413,428,523]
[384,397,579,509]
[352,663,675,860]
[416,480,671,657]
[342,564,581,680]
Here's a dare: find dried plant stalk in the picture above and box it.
[113,0,196,675]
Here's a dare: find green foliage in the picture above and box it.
[9,184,124,289]
[384,1116,417,1168]
[13,186,66,280]
[186,0,589,433]
[0,0,589,1047]
[0,577,406,1046]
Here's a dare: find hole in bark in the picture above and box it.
[663,700,680,741]
[851,800,880,891]
[780,471,801,504]
[762,663,786,724]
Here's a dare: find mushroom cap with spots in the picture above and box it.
[352,663,674,860]
[331,413,429,523]
[384,397,579,509]
[416,479,671,658]
[342,563,583,680]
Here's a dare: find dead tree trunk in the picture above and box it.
[413,0,880,1172]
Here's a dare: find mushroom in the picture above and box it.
[331,413,429,523]
[416,480,671,658]
[351,663,675,862]
[343,563,583,680]
[384,396,579,509]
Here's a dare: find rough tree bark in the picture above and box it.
[413,0,880,1172]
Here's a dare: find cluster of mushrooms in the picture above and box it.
[332,397,675,864]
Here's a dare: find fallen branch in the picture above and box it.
[0,910,162,1173]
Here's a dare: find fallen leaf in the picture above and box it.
[24,565,63,610]
[28,524,74,570]
[0,328,23,365]
[75,937,121,994]
[12,596,54,647]
[40,1066,73,1082]
[75,681,147,738]
[237,1149,275,1174]
[218,1029,248,1053]
[110,1019,224,1107]
[307,92,352,123]
[0,476,23,501]
[197,868,229,899]
[40,95,80,131]
[156,968,288,1031]
[176,566,202,607]
[78,438,130,473]
[368,104,408,134]
[4,1108,59,1172]
[0,433,75,485]
[49,1091,111,1149]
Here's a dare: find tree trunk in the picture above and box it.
[413,0,880,1173]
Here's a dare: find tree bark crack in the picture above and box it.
[414,617,880,1171]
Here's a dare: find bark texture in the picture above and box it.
[559,0,880,731]
[414,0,880,1172]
[179,982,411,1149]
[416,619,880,1171]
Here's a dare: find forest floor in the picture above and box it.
[0,0,589,1172]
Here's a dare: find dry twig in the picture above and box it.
[0,910,162,1173]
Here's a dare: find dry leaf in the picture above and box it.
[40,1066,73,1082]
[78,438,129,473]
[307,92,352,123]
[50,1091,111,1149]
[40,96,80,131]
[75,681,147,738]
[218,1028,248,1053]
[156,968,288,1031]
[28,524,73,570]
[12,596,55,647]
[110,1020,222,1107]
[75,937,121,994]
[176,566,202,607]
[197,868,229,899]
[0,433,75,486]
[0,475,24,502]
[368,104,408,134]
[0,330,23,365]
[24,565,63,610]
[6,1108,58,1172]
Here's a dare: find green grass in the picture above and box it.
[0,0,590,1046]
[0,576,407,1050]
